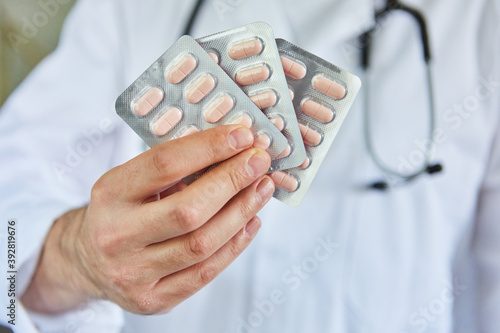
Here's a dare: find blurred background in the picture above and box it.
[0,0,75,106]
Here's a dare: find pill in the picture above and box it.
[275,144,291,159]
[132,87,164,116]
[280,56,306,79]
[299,124,322,146]
[235,65,270,86]
[271,171,299,192]
[289,88,295,100]
[298,155,311,170]
[232,114,253,128]
[302,100,334,123]
[204,94,234,123]
[270,116,285,131]
[250,90,277,109]
[152,107,183,136]
[228,38,263,60]
[313,76,346,99]
[208,52,219,63]
[166,54,197,84]
[179,125,201,138]
[254,133,272,150]
[185,75,216,104]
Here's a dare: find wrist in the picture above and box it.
[21,207,99,314]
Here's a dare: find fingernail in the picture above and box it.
[228,127,254,149]
[247,152,270,177]
[256,177,275,204]
[245,217,261,238]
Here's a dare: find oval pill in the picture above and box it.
[132,87,164,116]
[289,88,295,100]
[166,54,197,84]
[250,90,277,109]
[280,55,307,79]
[302,100,334,123]
[228,38,263,60]
[204,94,234,123]
[271,171,299,192]
[235,65,270,86]
[185,75,216,104]
[208,52,219,63]
[152,107,183,136]
[179,125,201,138]
[254,133,271,150]
[313,76,346,99]
[232,114,253,128]
[298,155,311,170]
[275,144,291,159]
[270,116,285,131]
[299,123,322,146]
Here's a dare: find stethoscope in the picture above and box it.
[360,0,443,190]
[182,0,443,191]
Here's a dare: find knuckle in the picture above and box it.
[106,266,131,292]
[94,230,123,257]
[186,232,213,260]
[129,291,163,315]
[107,261,156,294]
[237,201,256,222]
[227,167,247,193]
[151,149,172,178]
[226,237,244,258]
[171,203,200,232]
[196,261,220,286]
[108,265,134,291]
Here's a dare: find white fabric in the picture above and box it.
[0,0,499,332]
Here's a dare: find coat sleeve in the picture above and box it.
[0,0,140,331]
[468,2,500,331]
[450,2,500,332]
[472,97,500,331]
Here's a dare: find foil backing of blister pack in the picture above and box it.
[273,38,362,207]
[115,35,288,166]
[197,22,307,172]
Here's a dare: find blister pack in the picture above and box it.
[271,38,362,206]
[115,35,288,167]
[197,22,307,171]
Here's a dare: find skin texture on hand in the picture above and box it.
[21,125,275,315]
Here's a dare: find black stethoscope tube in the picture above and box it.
[360,0,443,190]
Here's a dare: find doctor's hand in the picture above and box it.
[21,125,274,315]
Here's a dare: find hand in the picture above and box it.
[21,125,275,315]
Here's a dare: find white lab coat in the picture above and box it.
[1,0,499,332]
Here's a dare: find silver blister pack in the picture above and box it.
[115,35,288,164]
[197,22,307,172]
[271,38,362,206]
